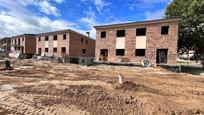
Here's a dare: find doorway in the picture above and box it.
[156,49,168,64]
[100,49,108,61]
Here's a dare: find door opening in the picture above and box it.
[100,49,108,61]
[156,49,168,64]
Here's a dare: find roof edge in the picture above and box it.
[94,18,181,29]
[10,34,36,39]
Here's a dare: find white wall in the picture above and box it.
[116,37,125,49]
[136,36,146,49]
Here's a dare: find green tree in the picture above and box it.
[165,0,204,68]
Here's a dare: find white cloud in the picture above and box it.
[0,0,76,38]
[94,0,110,12]
[81,0,110,12]
[38,1,60,17]
[79,7,97,38]
[54,0,65,4]
[145,9,165,20]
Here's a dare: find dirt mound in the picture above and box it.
[16,84,140,115]
[114,81,158,93]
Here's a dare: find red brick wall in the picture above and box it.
[36,30,95,58]
[95,21,179,64]
[10,35,36,55]
[36,33,69,57]
[69,32,95,57]
[25,36,36,54]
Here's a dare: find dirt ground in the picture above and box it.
[0,59,204,115]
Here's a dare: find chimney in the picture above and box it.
[86,32,90,37]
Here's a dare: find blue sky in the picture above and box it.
[0,0,172,38]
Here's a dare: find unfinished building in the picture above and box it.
[0,37,10,54]
[94,18,180,65]
[36,29,95,65]
[10,34,36,58]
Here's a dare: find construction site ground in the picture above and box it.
[0,59,204,115]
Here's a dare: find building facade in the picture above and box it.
[94,18,180,65]
[0,37,10,54]
[10,34,36,56]
[36,29,95,65]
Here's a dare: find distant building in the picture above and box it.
[94,18,180,65]
[0,37,10,53]
[10,34,36,57]
[36,29,95,65]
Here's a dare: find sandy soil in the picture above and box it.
[0,59,204,115]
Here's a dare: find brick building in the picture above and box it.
[10,34,36,57]
[36,29,95,65]
[0,37,10,53]
[94,18,180,65]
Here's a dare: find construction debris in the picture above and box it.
[4,59,12,70]
[118,74,123,84]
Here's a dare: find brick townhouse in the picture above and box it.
[94,18,180,65]
[10,34,36,57]
[36,29,95,65]
[0,37,10,53]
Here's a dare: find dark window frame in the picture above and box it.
[82,49,86,54]
[116,49,125,56]
[45,36,49,41]
[81,38,84,43]
[135,49,146,56]
[53,35,57,40]
[38,37,41,42]
[61,47,66,53]
[38,48,42,54]
[136,28,146,36]
[63,34,66,40]
[53,48,57,53]
[116,30,125,37]
[161,26,169,35]
[45,48,49,53]
[101,31,106,38]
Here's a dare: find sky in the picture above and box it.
[0,0,172,38]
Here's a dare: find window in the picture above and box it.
[53,48,57,53]
[117,30,125,37]
[86,39,88,44]
[161,26,169,35]
[22,38,24,42]
[101,31,106,38]
[136,28,146,36]
[82,49,86,54]
[18,38,20,45]
[53,35,57,40]
[61,47,66,53]
[81,38,83,43]
[38,48,41,55]
[63,34,66,40]
[45,48,49,52]
[116,49,125,56]
[38,37,41,42]
[45,36,49,41]
[135,49,146,56]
